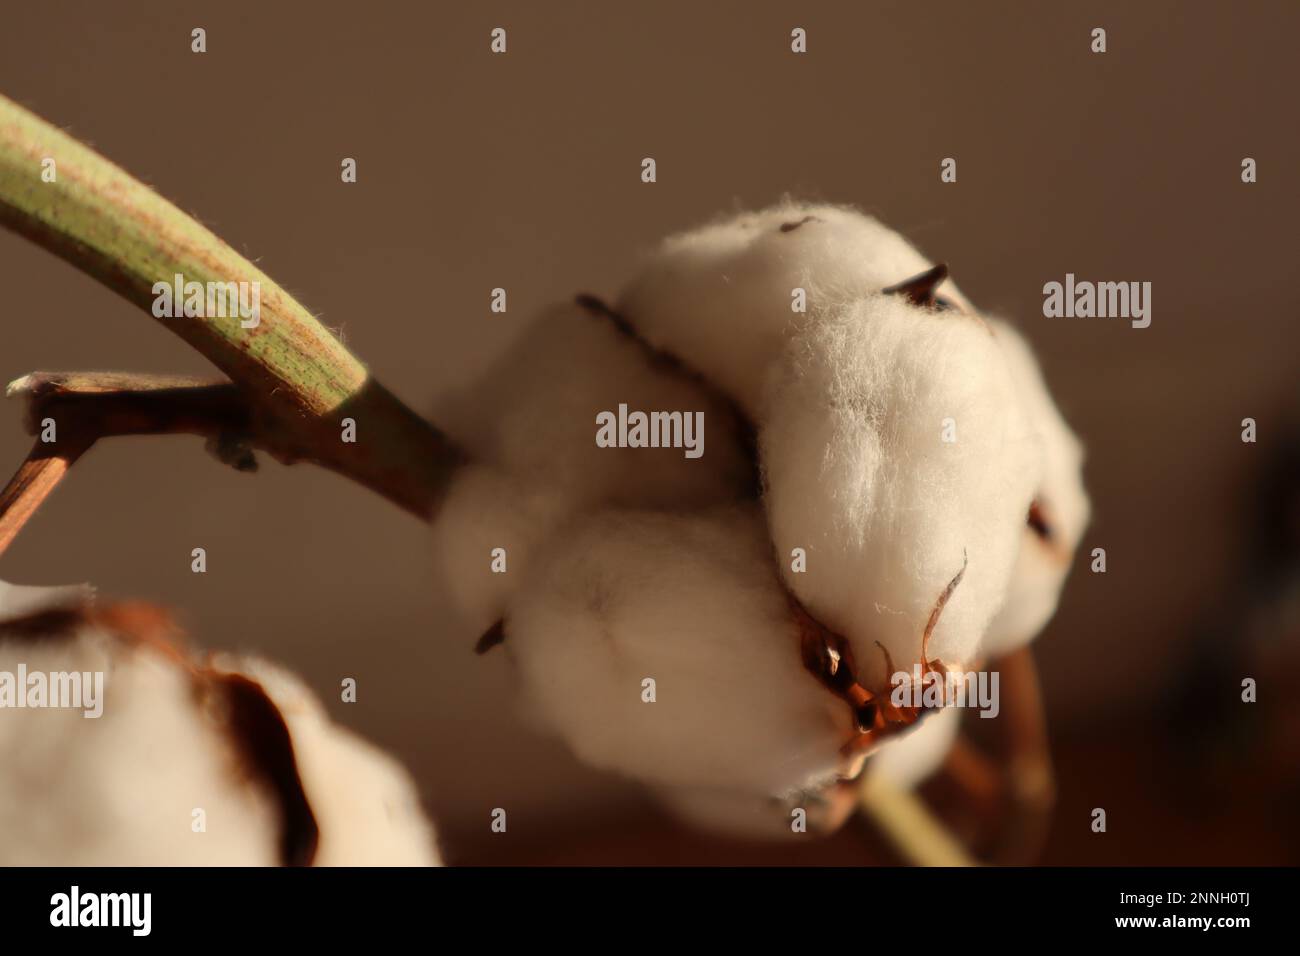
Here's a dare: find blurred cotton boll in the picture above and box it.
[982,320,1091,655]
[760,296,1042,683]
[617,201,971,415]
[0,582,439,866]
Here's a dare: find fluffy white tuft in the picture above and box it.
[617,201,970,415]
[503,506,850,803]
[760,296,1042,680]
[432,302,753,627]
[431,464,570,634]
[982,320,1091,654]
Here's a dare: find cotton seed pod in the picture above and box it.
[501,505,854,817]
[981,320,1091,655]
[760,296,1042,685]
[616,201,971,415]
[432,301,754,632]
[0,583,439,866]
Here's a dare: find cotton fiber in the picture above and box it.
[616,201,971,415]
[502,505,851,805]
[760,296,1042,684]
[431,302,754,632]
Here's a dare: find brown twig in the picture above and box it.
[0,441,89,556]
[0,371,364,559]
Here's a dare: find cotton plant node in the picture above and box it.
[0,91,1089,863]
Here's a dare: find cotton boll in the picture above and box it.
[760,296,1042,686]
[0,588,440,866]
[982,320,1091,655]
[617,201,971,415]
[432,302,755,625]
[0,600,282,865]
[503,505,852,807]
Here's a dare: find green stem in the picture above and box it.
[0,94,459,518]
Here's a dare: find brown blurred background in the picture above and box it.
[2,1,1297,864]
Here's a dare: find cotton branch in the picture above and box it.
[0,443,86,557]
[0,373,272,555]
[0,94,461,539]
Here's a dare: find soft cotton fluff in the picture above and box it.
[0,583,439,866]
[616,201,972,416]
[431,302,754,632]
[760,296,1042,686]
[503,505,853,812]
[982,320,1091,655]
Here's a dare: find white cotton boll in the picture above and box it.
[504,506,851,805]
[213,656,440,866]
[431,302,754,624]
[865,705,962,792]
[0,609,281,865]
[0,589,440,866]
[761,296,1042,685]
[982,320,1091,656]
[616,201,971,415]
